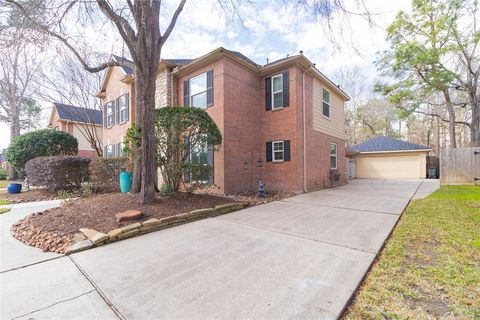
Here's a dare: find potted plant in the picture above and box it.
[7,181,22,194]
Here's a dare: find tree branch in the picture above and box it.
[159,0,186,47]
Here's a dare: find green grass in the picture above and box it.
[0,199,11,205]
[344,186,480,319]
[0,180,22,188]
[0,208,10,214]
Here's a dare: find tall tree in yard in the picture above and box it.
[4,0,186,204]
[377,0,480,147]
[0,5,43,178]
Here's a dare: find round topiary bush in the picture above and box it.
[6,129,78,174]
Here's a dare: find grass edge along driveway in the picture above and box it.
[344,186,480,319]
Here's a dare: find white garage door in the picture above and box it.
[356,153,424,179]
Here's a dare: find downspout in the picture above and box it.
[170,70,174,106]
[302,64,313,193]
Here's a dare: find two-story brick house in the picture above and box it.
[97,48,349,194]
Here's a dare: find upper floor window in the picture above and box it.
[184,70,213,108]
[323,89,331,118]
[106,102,114,127]
[119,94,129,123]
[272,74,283,109]
[330,143,337,169]
[265,72,289,111]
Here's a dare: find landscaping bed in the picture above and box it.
[0,189,59,203]
[343,186,480,319]
[11,192,237,253]
[209,191,295,206]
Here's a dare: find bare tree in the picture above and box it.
[4,0,186,204]
[0,6,43,178]
[42,55,103,156]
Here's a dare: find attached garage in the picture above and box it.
[347,136,431,179]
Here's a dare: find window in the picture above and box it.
[190,72,208,108]
[118,94,129,123]
[105,145,113,158]
[323,89,331,118]
[330,143,337,169]
[118,142,125,158]
[184,136,213,183]
[272,74,283,109]
[272,141,284,162]
[106,102,114,127]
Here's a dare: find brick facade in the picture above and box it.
[99,48,348,194]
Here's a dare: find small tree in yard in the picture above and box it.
[124,107,222,194]
[6,129,78,175]
[155,107,222,193]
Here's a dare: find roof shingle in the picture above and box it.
[348,136,431,152]
[54,103,102,125]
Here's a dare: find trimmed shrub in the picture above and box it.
[89,158,126,192]
[6,129,78,174]
[0,169,7,180]
[25,156,90,192]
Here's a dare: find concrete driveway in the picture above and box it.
[1,179,439,320]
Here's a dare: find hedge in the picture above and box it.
[25,156,90,192]
[89,158,127,192]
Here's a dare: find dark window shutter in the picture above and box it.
[125,93,130,122]
[266,142,273,162]
[206,70,213,107]
[103,105,107,128]
[284,140,291,161]
[207,145,214,184]
[282,71,289,107]
[104,146,107,157]
[265,77,272,111]
[183,136,190,182]
[183,80,190,106]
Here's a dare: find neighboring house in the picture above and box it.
[97,48,350,194]
[48,102,103,158]
[346,136,432,179]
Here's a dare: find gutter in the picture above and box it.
[355,149,433,155]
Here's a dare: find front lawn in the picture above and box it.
[344,186,480,319]
[0,199,11,205]
[0,208,11,214]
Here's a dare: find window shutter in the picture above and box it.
[103,105,107,128]
[206,70,213,107]
[266,142,273,162]
[104,146,107,157]
[125,93,130,122]
[282,71,289,107]
[183,80,190,106]
[284,140,291,161]
[265,77,272,111]
[207,145,214,184]
[183,136,190,182]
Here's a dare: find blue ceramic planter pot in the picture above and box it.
[7,183,22,194]
[119,171,133,193]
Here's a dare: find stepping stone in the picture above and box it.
[66,239,93,254]
[115,209,143,222]
[79,228,109,245]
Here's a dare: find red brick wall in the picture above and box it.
[102,67,135,148]
[177,60,226,193]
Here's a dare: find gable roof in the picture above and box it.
[111,54,134,75]
[348,136,431,153]
[53,103,102,125]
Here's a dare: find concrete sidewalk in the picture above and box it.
[1,179,439,320]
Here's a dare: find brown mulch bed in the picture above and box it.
[11,192,234,253]
[1,189,59,203]
[224,191,295,206]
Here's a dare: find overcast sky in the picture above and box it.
[0,0,411,149]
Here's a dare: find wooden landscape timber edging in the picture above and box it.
[440,147,480,185]
[66,202,248,254]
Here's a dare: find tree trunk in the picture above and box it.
[8,115,20,179]
[443,89,457,148]
[468,91,480,147]
[131,75,142,193]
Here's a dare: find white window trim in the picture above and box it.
[330,142,337,169]
[271,74,283,110]
[119,94,128,123]
[189,72,208,109]
[106,144,113,158]
[106,102,114,128]
[322,88,331,119]
[272,140,285,162]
